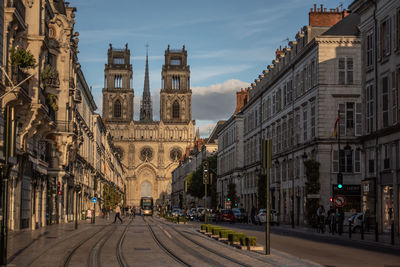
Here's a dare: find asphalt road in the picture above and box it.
[203,222,400,267]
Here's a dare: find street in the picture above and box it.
[7,215,319,267]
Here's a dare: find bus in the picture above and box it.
[140,197,153,216]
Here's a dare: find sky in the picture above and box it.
[71,0,353,137]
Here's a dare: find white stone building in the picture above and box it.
[241,6,363,225]
[350,0,400,238]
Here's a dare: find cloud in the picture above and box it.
[192,79,249,121]
[191,65,251,84]
[197,122,218,138]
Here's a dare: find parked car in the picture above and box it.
[172,208,181,217]
[346,213,363,232]
[232,208,245,223]
[196,207,204,220]
[220,209,235,223]
[186,210,195,221]
[255,209,279,225]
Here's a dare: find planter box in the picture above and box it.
[205,232,212,236]
[248,246,264,251]
[177,221,185,224]
[218,237,228,241]
[211,234,219,239]
[200,230,206,233]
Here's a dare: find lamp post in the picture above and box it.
[74,184,81,229]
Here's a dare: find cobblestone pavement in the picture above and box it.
[194,220,400,267]
[7,215,321,267]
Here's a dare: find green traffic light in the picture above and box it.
[338,184,343,189]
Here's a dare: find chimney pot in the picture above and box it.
[320,4,323,11]
[324,8,327,12]
[314,4,316,11]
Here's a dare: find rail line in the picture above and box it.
[63,223,111,267]
[143,217,191,267]
[116,218,132,267]
[154,216,253,267]
[89,225,117,267]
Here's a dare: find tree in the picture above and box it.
[304,159,320,227]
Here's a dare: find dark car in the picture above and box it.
[220,209,235,223]
[232,208,245,223]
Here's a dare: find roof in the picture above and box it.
[207,121,226,144]
[322,13,360,36]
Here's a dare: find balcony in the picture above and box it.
[10,66,29,95]
[6,0,26,26]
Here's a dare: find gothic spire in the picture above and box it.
[140,44,153,121]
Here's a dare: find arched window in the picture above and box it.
[114,100,122,118]
[172,100,180,118]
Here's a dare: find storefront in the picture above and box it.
[381,185,394,233]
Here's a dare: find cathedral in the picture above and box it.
[102,44,195,206]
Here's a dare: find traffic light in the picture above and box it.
[337,173,343,189]
[57,181,62,195]
[227,197,231,202]
[329,197,333,203]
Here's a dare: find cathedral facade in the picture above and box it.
[102,44,195,206]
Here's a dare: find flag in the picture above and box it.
[331,117,339,138]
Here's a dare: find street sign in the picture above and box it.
[92,197,97,203]
[334,195,346,207]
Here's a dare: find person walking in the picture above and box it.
[113,204,123,224]
[251,206,256,225]
[317,205,325,233]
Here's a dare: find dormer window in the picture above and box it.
[170,58,181,65]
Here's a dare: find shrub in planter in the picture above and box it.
[10,47,36,69]
[220,230,234,238]
[246,236,257,246]
[201,224,208,231]
[212,227,222,235]
[229,232,246,244]
[206,225,215,233]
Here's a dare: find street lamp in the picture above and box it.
[74,184,82,229]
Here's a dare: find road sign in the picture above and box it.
[92,197,97,203]
[334,195,346,207]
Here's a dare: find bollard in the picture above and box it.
[349,221,352,239]
[361,222,364,240]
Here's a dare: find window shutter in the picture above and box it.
[339,103,345,136]
[339,58,345,85]
[355,103,362,136]
[333,150,339,173]
[355,149,361,173]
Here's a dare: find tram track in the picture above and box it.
[144,216,191,267]
[116,218,132,267]
[153,216,254,267]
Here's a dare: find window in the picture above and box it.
[114,75,122,88]
[310,101,316,138]
[113,57,124,64]
[366,83,374,133]
[368,150,375,174]
[339,57,354,85]
[397,9,400,49]
[303,105,307,141]
[355,103,362,136]
[383,144,391,170]
[382,76,389,128]
[381,18,391,57]
[295,73,300,97]
[392,71,397,124]
[172,100,180,118]
[355,149,361,173]
[114,100,122,118]
[277,124,281,152]
[311,61,316,87]
[338,102,361,136]
[307,64,311,90]
[272,93,276,114]
[282,121,287,149]
[366,31,374,67]
[277,89,281,111]
[283,84,287,107]
[333,149,354,173]
[172,76,180,90]
[302,68,306,93]
[287,80,293,103]
[170,58,181,65]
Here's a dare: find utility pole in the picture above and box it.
[203,161,209,224]
[262,139,272,255]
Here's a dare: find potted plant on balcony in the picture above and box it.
[10,47,36,85]
[41,64,59,91]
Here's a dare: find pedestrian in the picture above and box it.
[131,206,136,218]
[113,204,123,224]
[317,205,325,232]
[251,206,256,224]
[328,206,335,233]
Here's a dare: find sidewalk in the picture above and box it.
[6,215,111,265]
[272,223,400,250]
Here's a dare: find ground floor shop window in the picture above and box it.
[382,185,394,233]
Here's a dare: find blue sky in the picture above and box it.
[71,0,353,137]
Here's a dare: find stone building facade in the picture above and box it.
[0,0,124,232]
[350,0,400,238]
[103,45,195,207]
[239,6,363,224]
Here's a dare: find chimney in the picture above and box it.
[309,4,349,27]
[275,45,284,60]
[234,88,249,115]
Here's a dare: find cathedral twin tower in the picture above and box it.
[102,44,195,206]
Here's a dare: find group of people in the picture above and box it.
[316,205,345,234]
[100,205,138,224]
